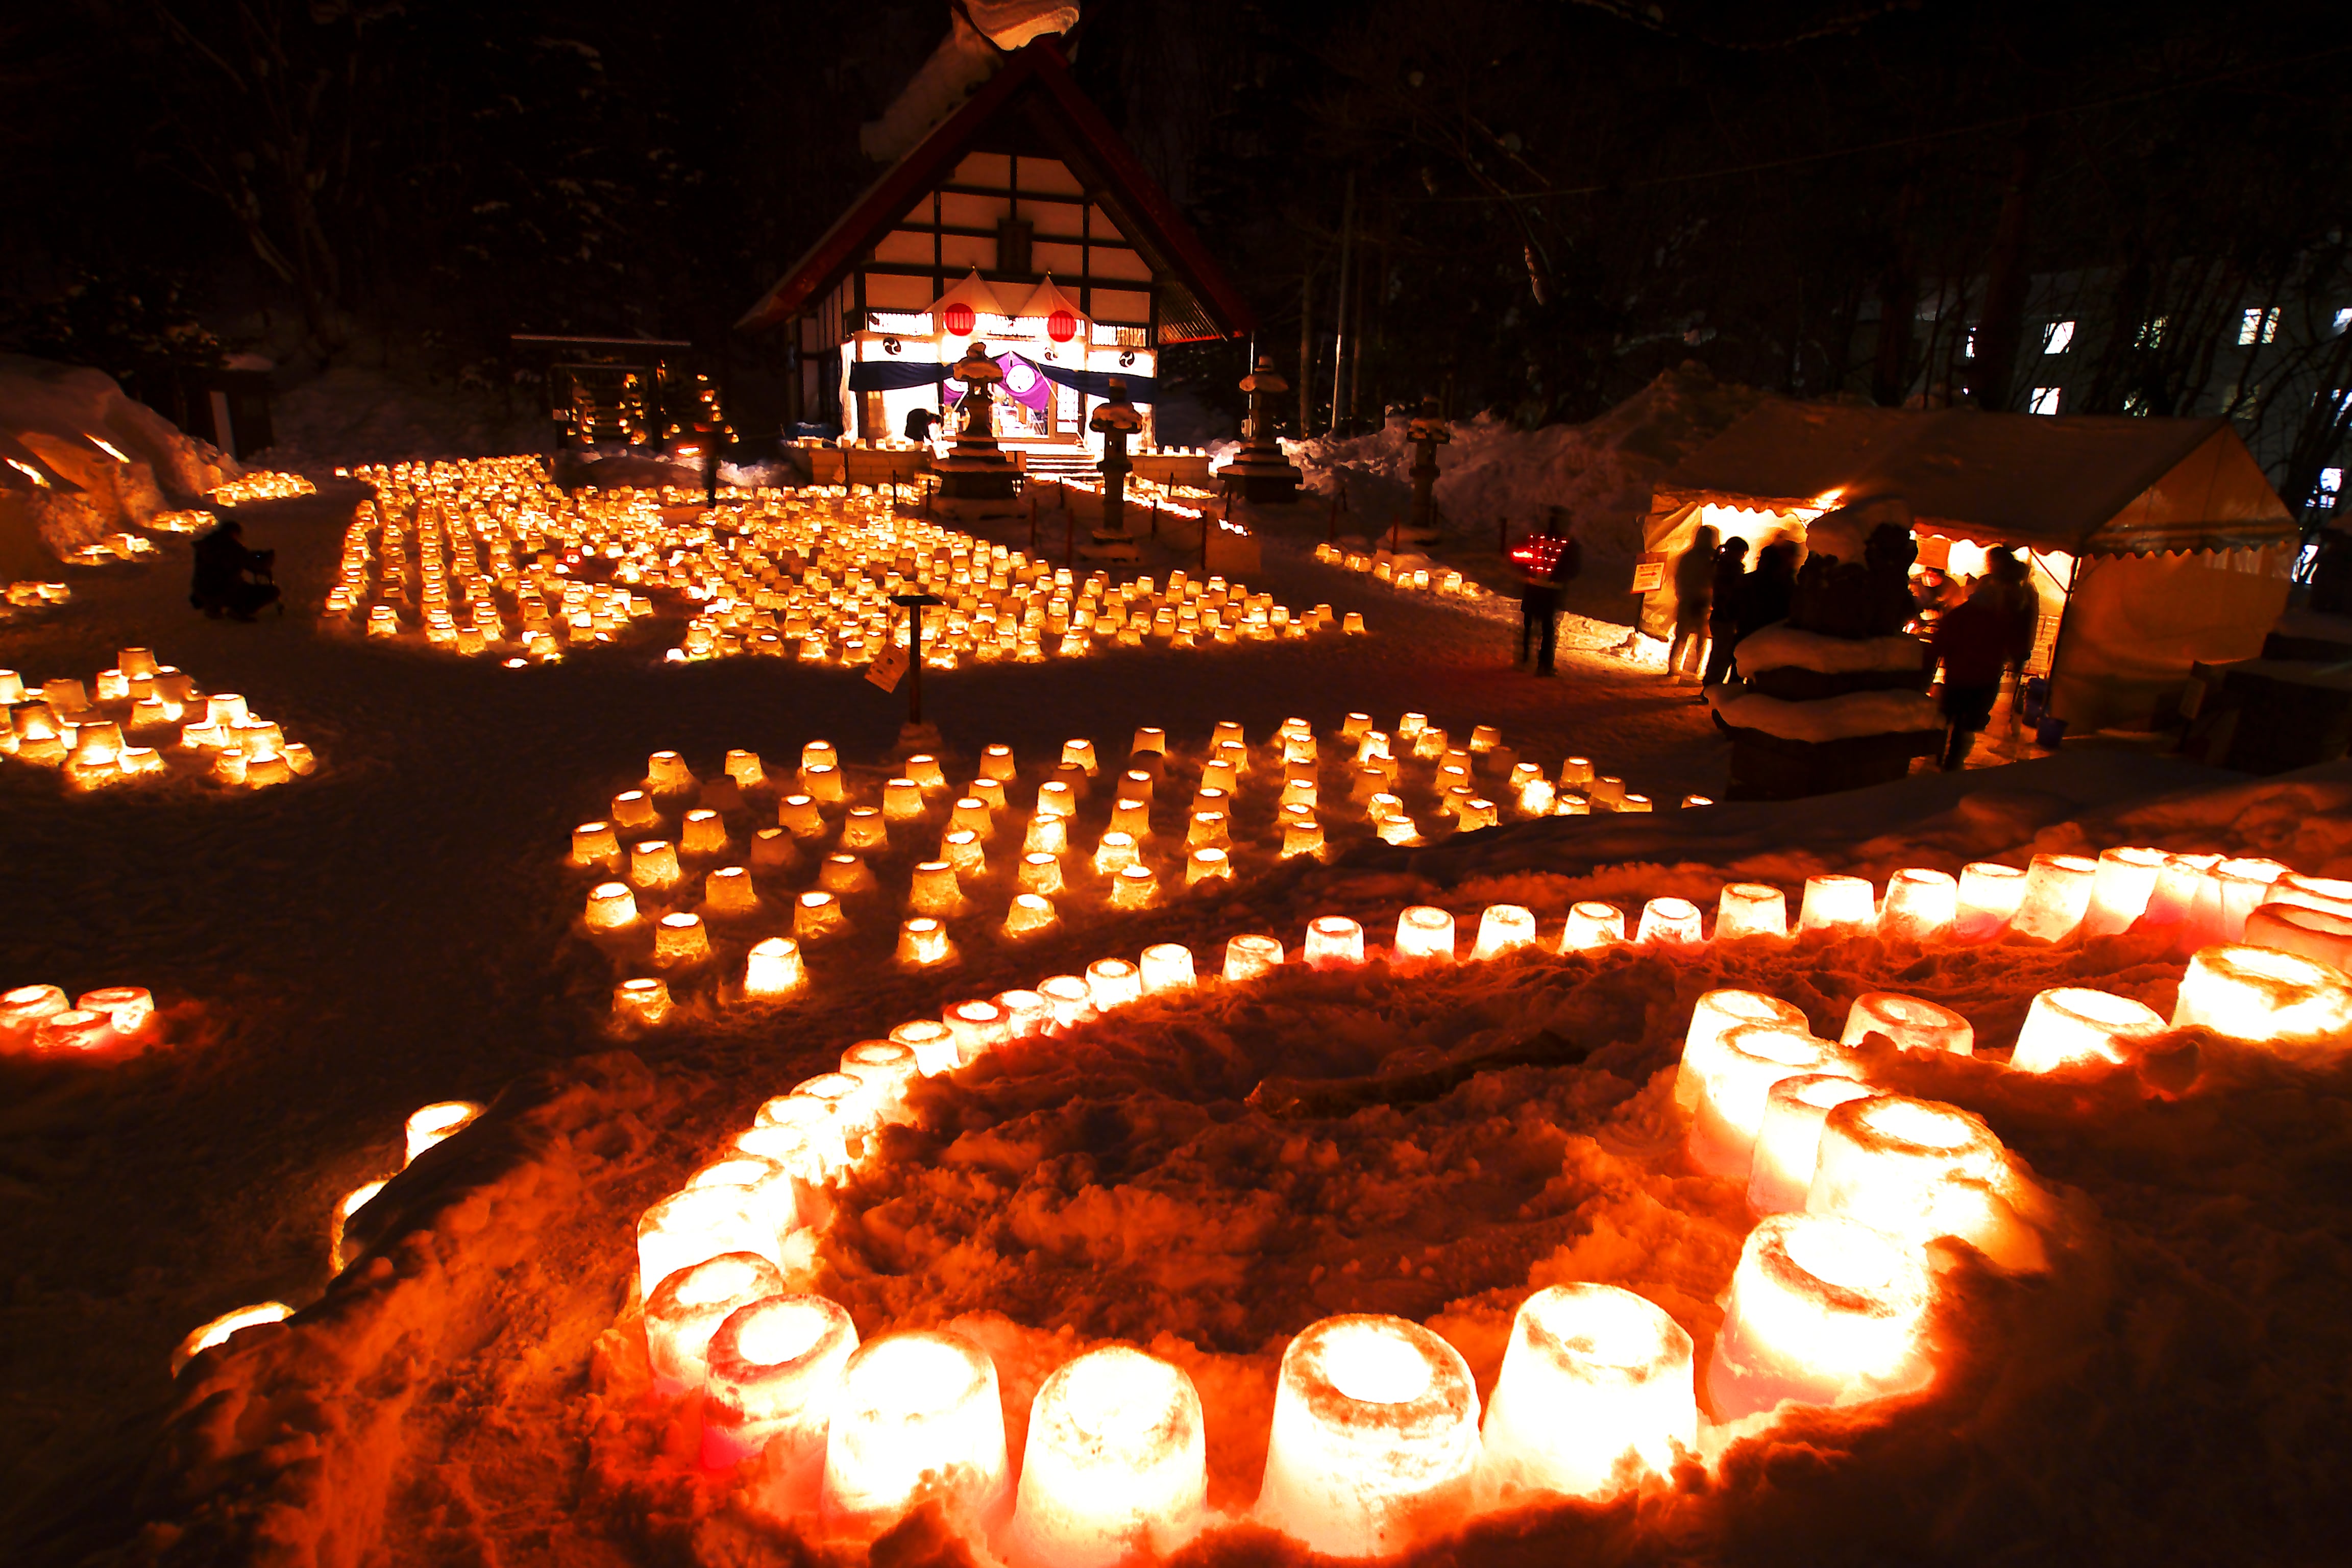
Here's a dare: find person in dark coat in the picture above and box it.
[1735,539,1800,645]
[904,406,940,444]
[1699,537,1750,690]
[1668,523,1719,681]
[189,519,279,620]
[1516,508,1583,676]
[1931,568,2035,770]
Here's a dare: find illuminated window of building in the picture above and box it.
[2042,321,2075,354]
[2136,316,2167,348]
[2240,307,2280,346]
[869,312,932,336]
[2318,467,2343,508]
[2029,386,2062,416]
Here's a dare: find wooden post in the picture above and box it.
[890,593,943,726]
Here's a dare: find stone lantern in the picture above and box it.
[1222,356,1304,505]
[933,342,1017,502]
[1404,396,1450,542]
[1089,377,1145,553]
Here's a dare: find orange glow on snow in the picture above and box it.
[1840,993,1973,1056]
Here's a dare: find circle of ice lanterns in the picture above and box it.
[1255,1313,1480,1557]
[1003,1346,1208,1568]
[1479,1284,1695,1498]
[1708,1213,1933,1420]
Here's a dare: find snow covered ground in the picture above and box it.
[3,472,2348,1568]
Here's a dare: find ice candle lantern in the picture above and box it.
[1003,1347,1209,1568]
[1707,1213,1933,1420]
[2010,987,2164,1072]
[1806,1094,2032,1267]
[1479,1284,1696,1498]
[702,1293,860,1491]
[1841,993,1973,1056]
[1746,1075,1883,1215]
[2172,943,2352,1046]
[643,1251,787,1394]
[1255,1314,1481,1558]
[1685,1024,1856,1178]
[822,1331,1010,1534]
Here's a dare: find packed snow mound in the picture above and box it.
[1288,365,1768,562]
[0,354,239,573]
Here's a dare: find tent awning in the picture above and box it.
[1660,402,2297,557]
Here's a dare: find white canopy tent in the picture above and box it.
[1640,402,2299,731]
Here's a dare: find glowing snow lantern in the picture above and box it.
[1393,906,1456,964]
[611,789,659,830]
[1714,883,1788,940]
[1281,812,1326,859]
[75,986,153,1039]
[946,998,1012,1062]
[1677,990,1813,1108]
[1746,1074,1883,1215]
[905,753,948,791]
[1707,1213,1933,1420]
[1132,725,1166,755]
[644,1252,787,1394]
[724,749,767,788]
[1954,862,2028,940]
[1255,1314,1481,1558]
[1479,1284,1695,1498]
[172,1302,294,1375]
[2,983,69,1044]
[648,750,696,792]
[1025,813,1071,856]
[329,1180,387,1273]
[2172,943,2352,1046]
[1471,904,1538,959]
[404,1100,483,1165]
[655,912,713,966]
[996,989,1051,1040]
[822,1330,1010,1533]
[795,890,849,940]
[636,1187,779,1300]
[1841,993,1973,1056]
[1110,796,1152,837]
[2273,873,2352,919]
[1004,891,1062,938]
[2084,846,2167,936]
[1040,975,1096,1030]
[892,1018,960,1076]
[1186,846,1234,886]
[1879,868,1957,942]
[2007,853,2099,943]
[630,840,682,890]
[614,977,673,1025]
[35,1010,113,1053]
[2010,986,2164,1072]
[909,860,965,916]
[1561,901,1625,950]
[882,778,925,822]
[1304,916,1365,968]
[2141,851,2222,927]
[981,743,1018,781]
[703,1293,860,1493]
[1224,934,1284,981]
[1004,1347,1208,1568]
[1141,943,1196,993]
[1087,958,1145,1010]
[742,937,806,999]
[1637,896,1703,945]
[2244,900,2352,971]
[1685,1023,1856,1178]
[778,795,826,838]
[573,821,622,866]
[896,917,952,966]
[1808,1095,2042,1270]
[705,865,758,914]
[1092,830,1141,875]
[840,807,890,852]
[803,763,847,804]
[1797,875,1875,936]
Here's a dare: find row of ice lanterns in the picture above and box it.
[2,653,314,788]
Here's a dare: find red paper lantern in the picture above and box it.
[1046,309,1077,344]
[942,302,976,336]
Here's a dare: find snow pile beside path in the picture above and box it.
[0,355,239,572]
[1289,365,1768,562]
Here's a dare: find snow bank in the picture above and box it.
[0,354,238,572]
[1289,366,1768,565]
[1706,681,1943,743]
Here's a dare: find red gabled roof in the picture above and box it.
[735,39,1254,338]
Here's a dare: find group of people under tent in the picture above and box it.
[1663,523,2039,771]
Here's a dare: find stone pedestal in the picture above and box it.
[1225,356,1302,505]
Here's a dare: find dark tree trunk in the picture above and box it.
[1967,129,2048,411]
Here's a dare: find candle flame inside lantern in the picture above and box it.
[1479,1284,1696,1498]
[1004,1347,1209,1568]
[644,1251,787,1395]
[703,1293,860,1501]
[404,1100,483,1166]
[2172,943,2352,1047]
[1255,1314,1481,1558]
[1841,992,1974,1056]
[2010,986,2165,1072]
[1747,1074,1883,1216]
[1714,883,1787,940]
[822,1331,1010,1535]
[1707,1213,1933,1420]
